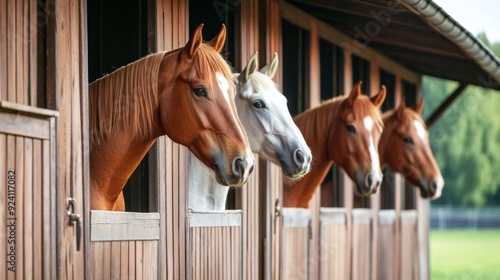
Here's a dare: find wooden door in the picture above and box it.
[0,102,58,279]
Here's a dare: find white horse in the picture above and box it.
[188,52,312,210]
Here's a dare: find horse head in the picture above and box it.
[379,98,444,199]
[235,52,312,178]
[329,81,386,196]
[158,24,254,186]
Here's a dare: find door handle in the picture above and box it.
[66,198,82,251]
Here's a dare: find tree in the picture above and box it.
[423,33,500,207]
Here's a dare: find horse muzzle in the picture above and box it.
[212,152,255,186]
[418,176,444,199]
[280,149,312,179]
[354,170,383,196]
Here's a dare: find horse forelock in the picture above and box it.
[192,44,236,91]
[247,72,279,94]
[342,96,383,128]
[89,51,168,149]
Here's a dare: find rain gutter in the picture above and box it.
[399,0,500,85]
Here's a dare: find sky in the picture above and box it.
[434,0,500,43]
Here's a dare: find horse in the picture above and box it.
[188,52,312,210]
[283,81,386,208]
[378,97,444,199]
[89,24,254,211]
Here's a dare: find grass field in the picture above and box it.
[430,229,500,280]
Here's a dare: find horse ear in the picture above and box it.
[371,85,386,108]
[412,97,424,114]
[208,24,226,52]
[240,52,259,84]
[260,52,278,78]
[348,81,362,105]
[184,24,204,59]
[397,98,406,119]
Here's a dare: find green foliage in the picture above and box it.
[423,33,500,207]
[430,230,500,280]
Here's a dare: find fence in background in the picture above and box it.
[430,206,500,229]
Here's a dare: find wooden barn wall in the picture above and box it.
[235,0,261,279]
[187,210,243,280]
[0,0,44,107]
[154,1,188,279]
[46,0,89,279]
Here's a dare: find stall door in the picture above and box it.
[0,102,58,279]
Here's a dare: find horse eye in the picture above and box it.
[346,124,356,134]
[253,100,266,108]
[192,87,208,98]
[403,136,414,144]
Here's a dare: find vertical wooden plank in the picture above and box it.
[23,138,33,279]
[15,0,23,105]
[142,241,150,280]
[92,242,103,280]
[129,241,136,278]
[0,0,7,101]
[42,137,52,280]
[0,133,6,279]
[32,139,42,280]
[28,0,38,106]
[102,242,111,280]
[135,241,143,280]
[14,137,24,280]
[111,242,121,280]
[120,241,129,280]
[6,0,15,102]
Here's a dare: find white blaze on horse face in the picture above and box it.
[216,72,243,135]
[413,120,427,142]
[364,116,382,185]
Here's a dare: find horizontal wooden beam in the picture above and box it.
[425,83,468,127]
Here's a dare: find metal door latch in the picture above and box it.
[274,198,281,234]
[66,198,82,251]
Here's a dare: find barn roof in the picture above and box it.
[287,0,500,90]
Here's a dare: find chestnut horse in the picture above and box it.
[89,24,254,210]
[188,52,312,210]
[283,82,386,208]
[378,98,444,199]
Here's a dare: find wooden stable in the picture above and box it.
[1,0,498,279]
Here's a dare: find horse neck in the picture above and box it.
[187,151,229,210]
[283,102,340,208]
[90,134,157,210]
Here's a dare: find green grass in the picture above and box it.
[430,229,500,280]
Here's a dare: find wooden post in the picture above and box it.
[425,83,468,127]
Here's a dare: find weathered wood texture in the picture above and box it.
[0,103,57,280]
[400,210,419,280]
[281,208,311,280]
[154,1,189,279]
[91,240,159,280]
[46,0,88,278]
[351,209,372,280]
[377,210,396,280]
[187,210,243,280]
[318,208,347,280]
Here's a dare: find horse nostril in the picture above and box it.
[232,158,247,177]
[430,180,438,195]
[294,149,306,165]
[365,174,373,190]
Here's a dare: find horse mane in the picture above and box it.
[89,44,235,149]
[89,52,167,148]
